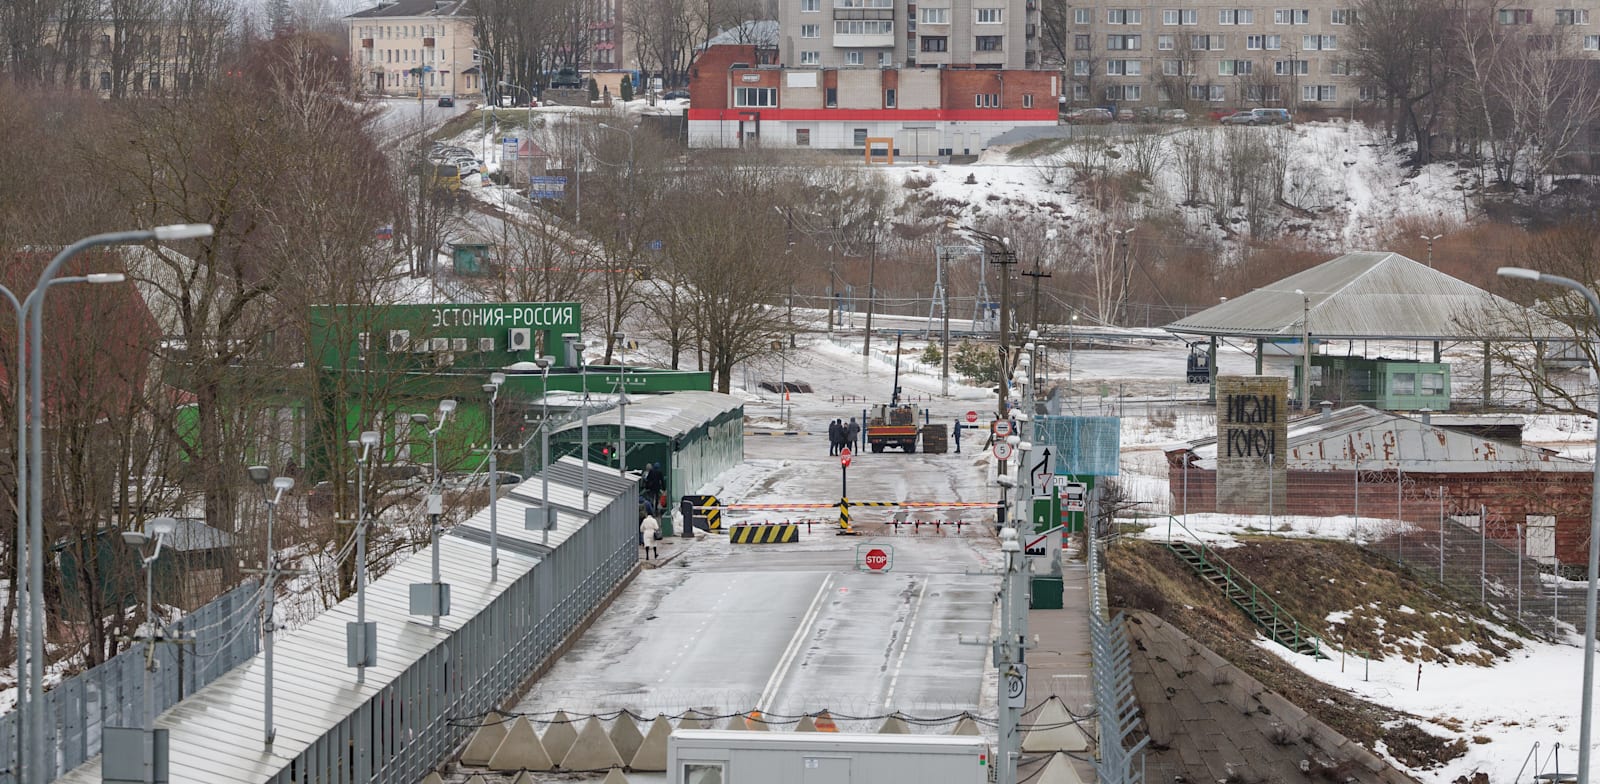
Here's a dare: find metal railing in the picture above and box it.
[1162,515,1328,657]
[1088,529,1148,784]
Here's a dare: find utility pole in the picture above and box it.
[863,220,882,372]
[246,467,298,747]
[950,222,1017,420]
[1023,265,1052,339]
[1421,233,1443,268]
[996,526,1028,784]
[1112,227,1135,326]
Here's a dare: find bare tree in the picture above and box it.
[1350,0,1456,161]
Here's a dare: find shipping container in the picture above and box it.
[668,729,990,784]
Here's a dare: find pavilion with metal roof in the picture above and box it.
[1163,250,1565,405]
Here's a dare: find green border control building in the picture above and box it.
[550,391,745,527]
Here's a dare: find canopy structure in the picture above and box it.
[1163,251,1567,405]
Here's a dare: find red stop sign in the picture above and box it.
[965,410,978,423]
[865,548,888,570]
[841,447,852,468]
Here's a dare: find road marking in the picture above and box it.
[758,574,831,712]
[881,578,928,711]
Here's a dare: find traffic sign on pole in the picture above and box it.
[965,410,978,423]
[1004,663,1028,708]
[993,441,1014,461]
[840,447,852,469]
[857,544,893,572]
[994,420,1012,437]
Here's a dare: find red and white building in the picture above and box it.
[687,45,1059,154]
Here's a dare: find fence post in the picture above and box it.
[1518,522,1524,620]
[1480,504,1488,606]
[1353,465,1360,538]
[1439,486,1445,583]
[1267,453,1275,529]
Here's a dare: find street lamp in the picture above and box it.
[473,49,496,162]
[863,219,883,372]
[1294,288,1311,410]
[1111,228,1135,326]
[483,373,507,581]
[614,332,629,475]
[347,430,380,683]
[1420,233,1444,268]
[246,466,294,746]
[120,516,177,730]
[534,356,556,540]
[951,222,1017,421]
[21,223,207,782]
[409,399,456,629]
[564,334,592,509]
[1498,265,1600,784]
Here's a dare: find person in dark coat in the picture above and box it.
[847,417,861,452]
[828,419,841,455]
[954,420,962,453]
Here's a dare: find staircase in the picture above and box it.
[1165,539,1328,659]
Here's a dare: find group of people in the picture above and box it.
[638,462,666,560]
[828,417,861,455]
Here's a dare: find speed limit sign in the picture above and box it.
[1005,663,1028,707]
[993,441,1014,461]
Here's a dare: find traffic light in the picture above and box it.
[599,444,614,463]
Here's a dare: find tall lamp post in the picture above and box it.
[120,516,177,729]
[1295,288,1311,410]
[1111,227,1135,326]
[21,223,208,783]
[347,431,380,683]
[473,49,495,163]
[564,334,592,509]
[410,399,457,629]
[483,373,506,581]
[534,356,556,539]
[615,332,629,474]
[1498,266,1600,784]
[863,220,883,372]
[1421,233,1444,268]
[247,466,294,746]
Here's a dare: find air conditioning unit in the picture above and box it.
[508,328,532,352]
[431,337,450,352]
[479,337,495,352]
[388,330,411,353]
[452,338,468,352]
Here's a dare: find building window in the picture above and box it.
[1497,8,1533,24]
[1359,85,1377,100]
[1190,83,1226,101]
[1073,59,1090,75]
[1023,93,1033,107]
[922,7,948,23]
[1107,59,1142,75]
[1557,9,1589,24]
[976,35,1004,50]
[1275,59,1309,75]
[1301,84,1336,101]
[1218,9,1254,24]
[1157,34,1174,49]
[1105,84,1141,100]
[685,764,725,782]
[1330,59,1351,75]
[1420,373,1445,395]
[1107,34,1141,49]
[1330,8,1353,24]
[1106,9,1140,24]
[922,36,948,51]
[1163,9,1197,25]
[99,34,111,54]
[977,8,1003,23]
[1073,34,1091,50]
[797,128,811,146]
[1586,34,1600,49]
[1303,34,1336,49]
[846,50,863,64]
[1161,58,1180,76]
[802,0,820,10]
[802,24,820,37]
[1392,372,1416,395]
[99,71,111,90]
[734,86,777,106]
[148,35,160,55]
[878,50,891,65]
[835,20,893,34]
[885,88,896,106]
[1072,84,1089,100]
[1073,8,1090,23]
[148,73,160,91]
[1190,34,1224,50]
[853,127,868,146]
[800,50,820,64]
[1219,59,1251,75]
[1274,8,1310,24]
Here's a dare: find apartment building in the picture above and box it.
[687,43,1059,151]
[40,18,225,97]
[777,0,1042,68]
[1064,1,1600,111]
[346,0,479,98]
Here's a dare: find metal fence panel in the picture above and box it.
[1038,416,1122,477]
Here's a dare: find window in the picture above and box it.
[796,128,811,146]
[1330,59,1351,75]
[1557,9,1589,24]
[1587,34,1600,49]
[977,7,1002,23]
[878,50,891,65]
[1274,8,1310,23]
[1023,93,1033,107]
[1073,34,1091,50]
[1158,34,1174,49]
[846,50,864,64]
[1301,84,1336,101]
[1107,34,1141,49]
[1107,59,1143,75]
[1330,8,1353,24]
[99,71,111,90]
[1420,373,1445,395]
[1303,34,1336,49]
[1161,59,1180,75]
[801,0,819,10]
[1219,59,1251,75]
[1190,34,1224,50]
[885,88,896,106]
[685,763,725,784]
[1219,9,1253,24]
[826,87,837,106]
[1163,9,1197,24]
[99,34,111,54]
[976,35,1004,50]
[922,7,948,23]
[1072,84,1089,100]
[800,50,820,63]
[1498,9,1533,24]
[922,36,948,51]
[835,20,893,34]
[734,86,777,106]
[1107,9,1141,24]
[148,35,160,55]
[1073,8,1090,23]
[1189,83,1225,101]
[1275,59,1308,75]
[801,23,820,37]
[1073,59,1090,75]
[852,128,869,146]
[1392,372,1416,395]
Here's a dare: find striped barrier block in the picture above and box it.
[728,523,800,544]
[743,430,813,436]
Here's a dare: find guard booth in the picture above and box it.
[551,391,745,531]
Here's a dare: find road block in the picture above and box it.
[728,523,800,544]
[682,495,721,531]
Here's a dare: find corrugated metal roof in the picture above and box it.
[1173,405,1587,473]
[1165,251,1563,340]
[552,390,744,440]
[54,456,628,784]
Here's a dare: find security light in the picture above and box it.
[1498,267,1540,281]
[247,465,270,485]
[410,413,431,425]
[121,530,150,547]
[149,517,178,537]
[489,372,507,386]
[438,399,458,415]
[86,273,125,284]
[152,223,214,241]
[360,431,380,446]
[272,477,294,492]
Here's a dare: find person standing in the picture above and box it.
[954,420,962,453]
[848,417,861,452]
[828,419,841,455]
[640,513,661,560]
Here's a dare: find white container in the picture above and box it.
[668,729,990,784]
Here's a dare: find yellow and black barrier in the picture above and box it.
[684,495,722,531]
[728,523,800,544]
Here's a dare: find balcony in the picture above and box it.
[361,38,373,48]
[835,32,896,47]
[423,37,435,47]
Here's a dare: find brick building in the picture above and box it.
[774,0,1042,69]
[1166,405,1595,566]
[346,0,479,98]
[687,43,1058,151]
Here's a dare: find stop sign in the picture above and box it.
[864,548,889,570]
[840,447,852,468]
[965,410,978,423]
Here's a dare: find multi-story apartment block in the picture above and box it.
[1063,1,1600,111]
[38,17,225,98]
[777,0,1042,68]
[346,0,479,98]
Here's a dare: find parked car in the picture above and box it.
[436,95,455,108]
[1159,108,1190,122]
[1250,107,1292,125]
[1063,107,1114,124]
[662,89,690,101]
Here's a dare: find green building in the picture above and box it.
[1295,356,1451,411]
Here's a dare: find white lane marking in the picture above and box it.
[881,578,928,711]
[758,574,831,712]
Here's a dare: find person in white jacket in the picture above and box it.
[639,514,660,560]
